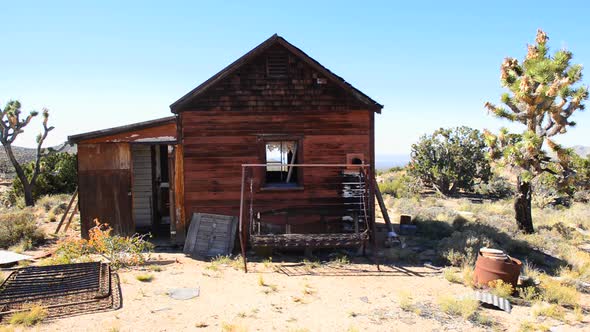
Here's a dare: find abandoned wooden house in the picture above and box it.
[68,34,383,255]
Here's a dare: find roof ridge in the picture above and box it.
[170,34,383,112]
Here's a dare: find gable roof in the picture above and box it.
[170,34,383,113]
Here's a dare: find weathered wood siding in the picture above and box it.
[75,121,177,238]
[178,43,374,231]
[77,143,133,237]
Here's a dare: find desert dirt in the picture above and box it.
[36,252,589,332]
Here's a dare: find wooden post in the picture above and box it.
[55,188,78,234]
[285,142,298,183]
[239,165,248,273]
[374,177,393,232]
[63,202,79,232]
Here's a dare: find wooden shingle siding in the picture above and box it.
[179,43,374,228]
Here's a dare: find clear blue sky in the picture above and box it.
[1,1,589,155]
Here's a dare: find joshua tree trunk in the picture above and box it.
[514,176,534,234]
[2,144,36,206]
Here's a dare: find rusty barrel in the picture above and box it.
[474,252,522,288]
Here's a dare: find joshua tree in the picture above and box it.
[0,100,63,206]
[484,29,588,233]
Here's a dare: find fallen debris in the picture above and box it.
[168,287,200,300]
[474,291,511,313]
[0,250,32,266]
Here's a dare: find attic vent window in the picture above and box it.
[266,54,288,78]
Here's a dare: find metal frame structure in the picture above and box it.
[238,163,374,272]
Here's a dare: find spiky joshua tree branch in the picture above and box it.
[484,29,588,233]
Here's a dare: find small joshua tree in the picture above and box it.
[0,100,64,206]
[484,29,588,233]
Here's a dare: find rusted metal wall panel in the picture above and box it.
[78,144,131,171]
[77,143,133,237]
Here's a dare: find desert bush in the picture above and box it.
[437,295,479,320]
[473,174,514,198]
[36,194,70,213]
[44,220,153,268]
[410,126,491,196]
[518,286,540,302]
[443,268,461,284]
[532,302,566,321]
[488,279,514,298]
[8,304,47,326]
[0,210,44,248]
[518,321,550,332]
[87,221,153,268]
[438,230,495,266]
[539,277,579,307]
[136,273,154,282]
[378,173,421,198]
[10,152,77,203]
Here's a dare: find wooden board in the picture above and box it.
[183,213,238,258]
[77,142,133,237]
[131,145,153,229]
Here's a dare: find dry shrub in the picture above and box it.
[539,277,579,307]
[207,255,245,271]
[461,265,476,288]
[135,273,154,282]
[438,230,495,266]
[44,220,153,268]
[532,302,566,321]
[437,295,479,320]
[0,210,44,248]
[488,279,514,298]
[443,268,461,284]
[519,321,550,332]
[8,304,47,326]
[397,291,415,312]
[518,286,539,302]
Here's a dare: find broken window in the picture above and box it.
[265,141,299,186]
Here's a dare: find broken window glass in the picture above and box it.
[265,141,298,185]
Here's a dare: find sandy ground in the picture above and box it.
[31,253,589,332]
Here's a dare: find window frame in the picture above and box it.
[258,135,304,191]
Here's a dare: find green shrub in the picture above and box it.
[473,174,514,198]
[10,152,77,203]
[409,126,492,196]
[0,210,44,248]
[378,174,421,198]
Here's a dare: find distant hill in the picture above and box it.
[376,153,410,170]
[0,143,76,180]
[572,145,590,158]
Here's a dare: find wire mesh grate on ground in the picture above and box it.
[0,261,121,321]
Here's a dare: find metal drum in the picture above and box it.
[474,249,522,287]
